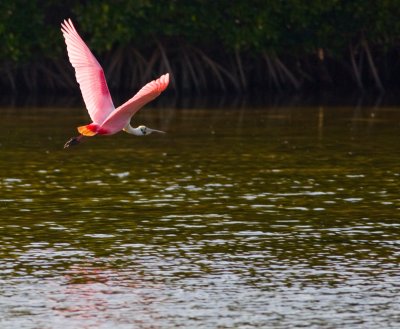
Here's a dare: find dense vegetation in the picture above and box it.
[1,0,400,93]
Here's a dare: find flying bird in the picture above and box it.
[61,19,169,148]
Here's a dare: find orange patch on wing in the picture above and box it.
[77,124,98,136]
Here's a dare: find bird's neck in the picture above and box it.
[123,123,144,136]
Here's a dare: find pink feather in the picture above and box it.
[61,19,115,125]
[100,73,170,134]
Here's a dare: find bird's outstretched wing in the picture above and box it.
[61,19,115,124]
[100,73,169,130]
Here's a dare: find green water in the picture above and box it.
[0,105,399,328]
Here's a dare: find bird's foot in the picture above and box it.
[64,136,82,148]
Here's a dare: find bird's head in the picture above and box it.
[137,125,165,136]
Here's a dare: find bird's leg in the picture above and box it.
[64,135,84,148]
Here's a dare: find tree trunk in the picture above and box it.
[361,36,384,92]
[349,43,364,91]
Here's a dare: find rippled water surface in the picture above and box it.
[0,104,399,328]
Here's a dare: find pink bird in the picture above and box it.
[61,19,169,148]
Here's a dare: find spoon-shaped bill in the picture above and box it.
[149,128,166,134]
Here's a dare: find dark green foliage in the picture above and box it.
[1,0,400,92]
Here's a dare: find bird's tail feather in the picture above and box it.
[77,124,99,136]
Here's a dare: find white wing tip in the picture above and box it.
[159,73,170,91]
[61,18,76,34]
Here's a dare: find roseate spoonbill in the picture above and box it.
[61,19,169,148]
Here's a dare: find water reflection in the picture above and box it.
[0,103,399,328]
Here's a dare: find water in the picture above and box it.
[0,104,399,328]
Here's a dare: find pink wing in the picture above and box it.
[61,19,115,124]
[100,73,169,132]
